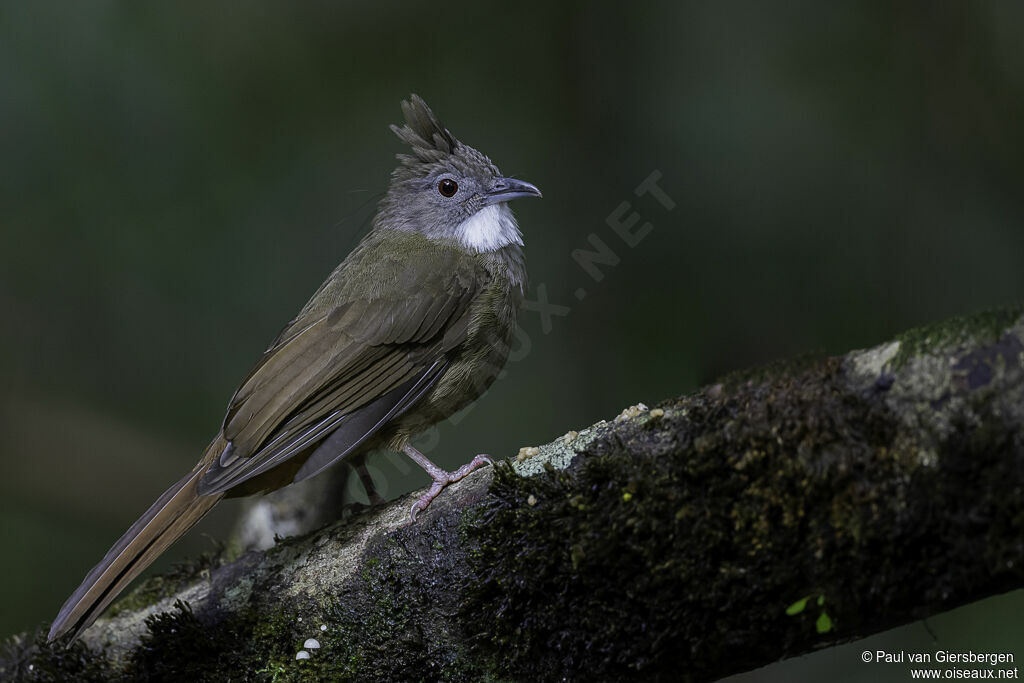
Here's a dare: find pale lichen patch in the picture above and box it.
[512,421,609,477]
[848,340,901,380]
[516,446,540,462]
[615,403,649,422]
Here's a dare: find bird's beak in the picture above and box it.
[483,177,543,205]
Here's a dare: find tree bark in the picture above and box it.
[5,308,1024,682]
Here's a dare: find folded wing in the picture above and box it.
[198,242,480,495]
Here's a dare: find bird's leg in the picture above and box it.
[351,454,385,506]
[402,444,493,521]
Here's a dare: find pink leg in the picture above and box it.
[402,445,493,522]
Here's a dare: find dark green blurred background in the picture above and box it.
[2,2,1022,679]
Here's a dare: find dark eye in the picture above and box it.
[438,178,458,197]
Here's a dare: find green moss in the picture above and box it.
[457,321,1024,682]
[124,599,310,682]
[0,629,112,682]
[889,307,1021,370]
[314,521,497,682]
[459,357,914,681]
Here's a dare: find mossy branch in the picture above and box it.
[5,308,1024,682]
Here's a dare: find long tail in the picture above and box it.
[48,438,226,642]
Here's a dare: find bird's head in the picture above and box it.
[376,95,541,253]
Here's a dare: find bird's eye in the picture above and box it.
[438,178,458,197]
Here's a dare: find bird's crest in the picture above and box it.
[390,95,498,180]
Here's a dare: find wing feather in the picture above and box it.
[197,236,483,495]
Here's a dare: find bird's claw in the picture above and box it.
[407,454,494,523]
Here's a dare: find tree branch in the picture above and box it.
[5,308,1024,682]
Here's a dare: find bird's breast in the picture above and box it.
[390,246,524,438]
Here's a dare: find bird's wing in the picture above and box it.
[197,240,479,495]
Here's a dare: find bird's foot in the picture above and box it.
[402,445,493,522]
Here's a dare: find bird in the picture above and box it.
[48,94,541,642]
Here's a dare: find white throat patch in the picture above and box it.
[456,204,523,253]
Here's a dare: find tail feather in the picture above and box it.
[48,439,226,642]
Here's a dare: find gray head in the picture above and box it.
[375,95,541,253]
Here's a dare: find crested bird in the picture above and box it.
[48,95,541,642]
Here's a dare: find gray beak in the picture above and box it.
[483,177,543,205]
